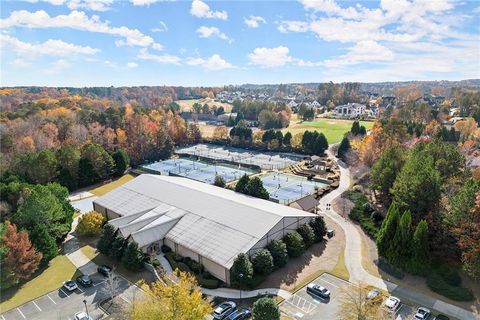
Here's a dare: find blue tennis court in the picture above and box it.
[261,173,329,204]
[142,158,254,184]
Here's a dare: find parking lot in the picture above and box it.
[1,271,141,320]
[280,273,414,320]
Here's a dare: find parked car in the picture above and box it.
[366,289,380,300]
[414,307,431,319]
[97,265,112,277]
[74,312,92,320]
[76,275,93,287]
[212,301,236,319]
[306,283,331,299]
[433,315,449,320]
[383,296,401,312]
[227,307,251,320]
[63,280,78,292]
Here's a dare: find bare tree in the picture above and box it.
[103,271,121,301]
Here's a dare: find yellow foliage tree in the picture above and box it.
[130,271,213,320]
[75,211,106,236]
[454,117,478,141]
[336,283,395,320]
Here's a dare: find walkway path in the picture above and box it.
[202,287,292,300]
[318,147,478,320]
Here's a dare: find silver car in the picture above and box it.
[213,301,236,319]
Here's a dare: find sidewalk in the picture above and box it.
[202,287,292,300]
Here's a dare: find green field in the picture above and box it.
[283,118,374,144]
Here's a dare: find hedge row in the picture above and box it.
[426,272,474,301]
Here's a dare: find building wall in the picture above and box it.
[164,238,230,283]
[93,202,121,220]
[248,216,313,256]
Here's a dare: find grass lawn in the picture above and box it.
[175,98,233,113]
[89,174,134,196]
[331,249,350,281]
[0,255,80,312]
[283,118,374,144]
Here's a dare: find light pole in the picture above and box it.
[238,273,244,306]
[83,299,89,317]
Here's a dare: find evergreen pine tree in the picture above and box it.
[97,224,116,255]
[376,203,400,259]
[337,136,351,161]
[235,174,250,194]
[409,220,430,275]
[121,241,144,271]
[391,210,413,268]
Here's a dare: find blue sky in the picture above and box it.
[1,0,479,87]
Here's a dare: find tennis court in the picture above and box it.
[176,144,303,170]
[261,173,329,204]
[141,158,255,184]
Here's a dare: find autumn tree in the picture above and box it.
[1,222,42,287]
[130,271,212,320]
[336,283,387,320]
[212,126,229,141]
[454,117,478,141]
[76,211,106,236]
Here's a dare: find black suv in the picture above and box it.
[76,275,93,287]
[97,265,112,277]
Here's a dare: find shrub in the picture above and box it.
[427,272,474,301]
[198,277,219,289]
[190,260,201,274]
[230,253,253,287]
[152,259,161,267]
[267,240,289,268]
[173,254,183,262]
[283,231,305,257]
[252,297,280,320]
[76,211,106,236]
[252,249,274,275]
[297,224,315,247]
[436,265,462,287]
[309,216,327,242]
[161,245,172,253]
[203,271,213,279]
[177,262,191,273]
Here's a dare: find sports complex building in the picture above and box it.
[93,174,315,284]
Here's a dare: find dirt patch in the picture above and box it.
[260,215,346,291]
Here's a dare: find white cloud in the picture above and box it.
[131,0,159,5]
[248,46,292,68]
[137,48,181,64]
[1,34,100,57]
[324,40,394,67]
[9,58,31,68]
[47,59,72,74]
[152,21,168,32]
[186,54,233,70]
[278,20,309,33]
[0,10,158,48]
[152,43,164,51]
[26,0,113,11]
[196,26,231,42]
[190,0,228,20]
[244,15,266,28]
[127,62,138,68]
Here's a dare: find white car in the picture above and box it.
[74,311,92,320]
[414,307,431,319]
[63,280,78,292]
[383,296,401,312]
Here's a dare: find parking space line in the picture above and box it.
[1,314,5,320]
[32,300,42,311]
[46,294,57,305]
[59,288,70,298]
[16,308,26,319]
[76,286,84,293]
[317,277,339,288]
[93,280,106,287]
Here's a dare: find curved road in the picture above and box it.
[319,147,477,320]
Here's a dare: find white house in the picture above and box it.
[334,103,367,118]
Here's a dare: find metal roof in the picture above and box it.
[95,174,315,269]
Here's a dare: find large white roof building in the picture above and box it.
[93,174,315,284]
